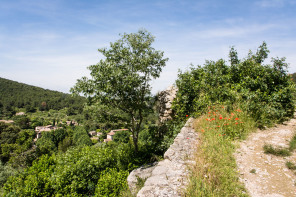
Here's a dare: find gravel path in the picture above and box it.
[235,116,296,197]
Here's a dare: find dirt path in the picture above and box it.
[235,116,296,197]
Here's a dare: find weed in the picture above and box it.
[286,161,296,170]
[263,144,291,157]
[289,134,296,152]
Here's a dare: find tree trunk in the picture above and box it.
[133,135,138,153]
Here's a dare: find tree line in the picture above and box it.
[0,77,85,118]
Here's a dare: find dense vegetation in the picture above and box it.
[175,43,296,196]
[0,30,183,196]
[1,36,295,196]
[173,42,295,127]
[71,29,168,152]
[0,77,85,118]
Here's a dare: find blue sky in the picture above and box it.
[1,0,295,94]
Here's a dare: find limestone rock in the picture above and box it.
[135,117,199,197]
[127,162,158,195]
[158,86,178,122]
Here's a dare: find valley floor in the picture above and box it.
[235,115,296,197]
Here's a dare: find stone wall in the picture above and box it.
[127,118,199,197]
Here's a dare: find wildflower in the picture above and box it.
[206,118,209,121]
[231,113,234,116]
[235,122,238,125]
[217,126,220,128]
[186,115,188,117]
[219,116,223,120]
[228,118,231,120]
[201,129,205,133]
[235,118,239,120]
[222,106,224,108]
[219,134,222,136]
[208,112,211,114]
[212,118,215,120]
[224,117,227,120]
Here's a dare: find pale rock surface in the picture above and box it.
[158,86,177,122]
[127,162,158,195]
[134,117,199,197]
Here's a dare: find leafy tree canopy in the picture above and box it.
[71,29,168,152]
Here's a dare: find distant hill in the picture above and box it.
[0,77,85,116]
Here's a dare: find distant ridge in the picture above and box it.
[0,77,85,114]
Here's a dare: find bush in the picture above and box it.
[95,168,129,197]
[172,42,295,127]
[3,145,122,196]
[73,126,92,146]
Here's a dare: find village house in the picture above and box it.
[103,129,129,142]
[16,112,25,116]
[89,131,97,136]
[35,125,62,139]
[0,120,14,124]
[97,132,103,136]
[66,120,79,126]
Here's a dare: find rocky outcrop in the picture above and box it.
[158,86,177,122]
[127,162,158,195]
[127,118,199,197]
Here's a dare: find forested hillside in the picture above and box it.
[0,77,85,117]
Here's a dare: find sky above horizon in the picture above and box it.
[1,0,296,94]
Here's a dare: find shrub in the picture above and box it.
[172,42,295,127]
[95,168,129,197]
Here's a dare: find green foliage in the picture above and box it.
[0,122,35,166]
[286,161,296,170]
[3,144,129,196]
[185,105,253,196]
[95,168,128,197]
[173,42,295,127]
[289,134,296,152]
[73,126,92,146]
[263,144,291,156]
[0,161,17,189]
[71,29,168,152]
[113,130,130,143]
[0,77,85,118]
[36,128,69,155]
[12,115,30,129]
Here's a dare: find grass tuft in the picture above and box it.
[286,161,296,170]
[263,144,291,157]
[289,134,296,152]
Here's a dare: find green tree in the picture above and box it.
[73,126,92,146]
[71,29,168,152]
[113,130,130,143]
